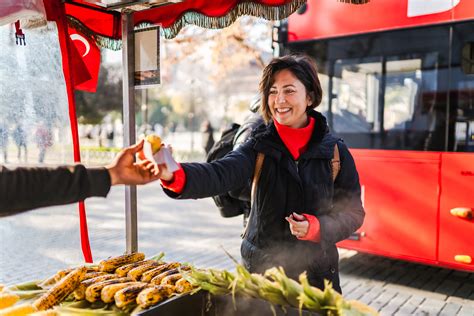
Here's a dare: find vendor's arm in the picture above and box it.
[0,165,110,215]
[0,140,160,216]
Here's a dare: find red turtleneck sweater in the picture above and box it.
[161,116,321,242]
[273,117,315,160]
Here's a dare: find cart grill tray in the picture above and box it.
[138,291,321,316]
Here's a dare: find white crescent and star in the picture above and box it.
[70,33,90,57]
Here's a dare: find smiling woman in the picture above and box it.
[153,54,365,294]
[260,55,323,127]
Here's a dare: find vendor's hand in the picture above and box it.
[285,212,309,238]
[106,140,162,185]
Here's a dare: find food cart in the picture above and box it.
[0,1,376,315]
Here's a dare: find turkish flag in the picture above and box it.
[67,26,100,92]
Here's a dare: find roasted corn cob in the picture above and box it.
[175,278,194,294]
[160,273,184,286]
[114,283,150,308]
[136,285,174,308]
[52,268,74,283]
[115,260,156,277]
[73,274,117,300]
[53,266,97,283]
[85,277,132,303]
[127,262,161,281]
[150,266,190,285]
[33,266,87,311]
[0,303,36,316]
[0,292,19,309]
[101,282,145,303]
[98,253,145,273]
[83,272,107,280]
[140,262,180,283]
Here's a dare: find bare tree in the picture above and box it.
[162,16,272,83]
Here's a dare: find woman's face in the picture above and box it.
[268,69,311,128]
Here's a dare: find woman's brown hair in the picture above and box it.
[259,55,322,123]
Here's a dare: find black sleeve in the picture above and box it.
[163,142,256,200]
[317,141,365,249]
[0,165,111,216]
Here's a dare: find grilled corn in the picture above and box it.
[140,262,180,283]
[127,262,160,281]
[175,278,194,294]
[73,274,116,301]
[136,285,174,308]
[33,266,87,311]
[115,260,156,277]
[98,253,145,273]
[83,272,107,280]
[160,273,183,286]
[85,277,132,303]
[114,283,149,308]
[101,282,145,303]
[150,266,190,285]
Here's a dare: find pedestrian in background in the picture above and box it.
[151,55,364,293]
[13,124,27,162]
[201,120,215,154]
[0,122,8,163]
[35,122,53,163]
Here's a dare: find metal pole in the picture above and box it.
[122,11,138,253]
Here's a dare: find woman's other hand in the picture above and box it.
[285,212,309,238]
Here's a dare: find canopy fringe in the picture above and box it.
[68,0,368,49]
[160,0,307,39]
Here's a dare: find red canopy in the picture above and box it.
[42,0,307,50]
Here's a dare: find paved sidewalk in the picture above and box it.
[0,182,472,315]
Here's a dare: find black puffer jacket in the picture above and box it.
[164,111,364,291]
[0,165,111,216]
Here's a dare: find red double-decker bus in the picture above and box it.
[279,0,474,271]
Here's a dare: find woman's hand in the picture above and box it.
[285,212,309,238]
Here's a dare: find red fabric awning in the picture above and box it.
[55,0,306,49]
[134,0,306,39]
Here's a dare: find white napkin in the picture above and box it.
[142,141,180,173]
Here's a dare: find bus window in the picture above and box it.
[384,59,421,131]
[383,57,442,151]
[332,58,382,148]
[329,52,446,151]
[461,42,474,75]
[317,68,329,116]
[453,79,474,152]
